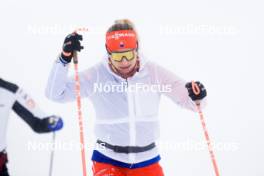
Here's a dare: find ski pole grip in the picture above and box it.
[192,81,201,95]
[73,51,78,64]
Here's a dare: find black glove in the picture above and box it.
[0,151,8,172]
[37,116,63,133]
[60,33,84,63]
[185,81,207,101]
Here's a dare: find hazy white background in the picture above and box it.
[0,0,263,175]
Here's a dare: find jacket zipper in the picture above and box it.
[126,78,136,164]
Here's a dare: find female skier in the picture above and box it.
[46,19,207,176]
[0,78,63,176]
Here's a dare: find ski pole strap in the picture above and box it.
[97,140,156,154]
[73,51,78,64]
[191,81,201,95]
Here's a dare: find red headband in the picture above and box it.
[106,30,137,52]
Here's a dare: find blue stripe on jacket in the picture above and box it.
[92,150,161,169]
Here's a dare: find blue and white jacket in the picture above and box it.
[0,78,55,152]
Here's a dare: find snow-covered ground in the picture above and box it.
[1,0,263,175]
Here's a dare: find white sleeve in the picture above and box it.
[12,88,55,133]
[14,87,47,117]
[45,58,97,103]
[147,62,206,112]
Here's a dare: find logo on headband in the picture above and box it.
[106,30,137,52]
[107,32,136,40]
[119,42,125,48]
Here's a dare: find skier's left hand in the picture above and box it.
[185,81,207,101]
[60,32,84,63]
[45,115,64,132]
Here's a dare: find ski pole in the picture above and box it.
[73,49,87,176]
[48,132,56,176]
[192,81,220,176]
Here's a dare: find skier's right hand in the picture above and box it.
[185,81,207,101]
[44,115,64,132]
[60,33,84,63]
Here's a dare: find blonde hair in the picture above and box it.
[107,19,136,33]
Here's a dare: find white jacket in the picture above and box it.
[45,55,205,163]
[0,78,50,152]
